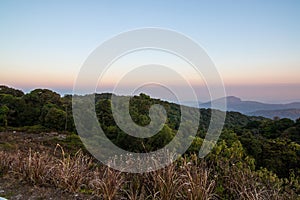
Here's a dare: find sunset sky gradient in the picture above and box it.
[0,0,299,103]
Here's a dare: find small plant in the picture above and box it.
[0,151,13,176]
[52,144,94,192]
[89,167,124,200]
[181,159,216,200]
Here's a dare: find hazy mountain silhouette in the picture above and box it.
[198,96,300,120]
[248,109,300,120]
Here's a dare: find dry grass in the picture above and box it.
[222,165,284,200]
[0,150,14,174]
[181,158,216,200]
[0,148,296,200]
[122,174,148,200]
[144,163,185,199]
[89,167,124,200]
[52,144,95,192]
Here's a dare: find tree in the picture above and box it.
[187,136,203,154]
[0,85,24,97]
[260,139,300,178]
[149,125,174,150]
[0,94,26,127]
[19,89,62,126]
[44,107,66,131]
[0,105,9,130]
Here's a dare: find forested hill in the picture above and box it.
[1,85,300,180]
[0,85,261,132]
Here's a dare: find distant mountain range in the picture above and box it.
[185,96,300,120]
[248,109,300,120]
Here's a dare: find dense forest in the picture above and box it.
[1,85,300,199]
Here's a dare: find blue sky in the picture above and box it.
[0,0,300,102]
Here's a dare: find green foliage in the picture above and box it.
[259,139,300,178]
[17,89,62,126]
[1,85,300,192]
[61,134,86,154]
[148,125,175,150]
[0,85,24,97]
[0,105,9,128]
[0,94,26,127]
[14,125,47,133]
[44,107,66,131]
[208,139,255,170]
[238,118,300,178]
[186,136,203,154]
[239,131,263,159]
[258,118,295,138]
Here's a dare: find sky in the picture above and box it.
[0,0,300,103]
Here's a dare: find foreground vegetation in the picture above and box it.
[0,138,298,199]
[1,85,300,199]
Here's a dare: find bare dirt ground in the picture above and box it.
[0,176,97,200]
